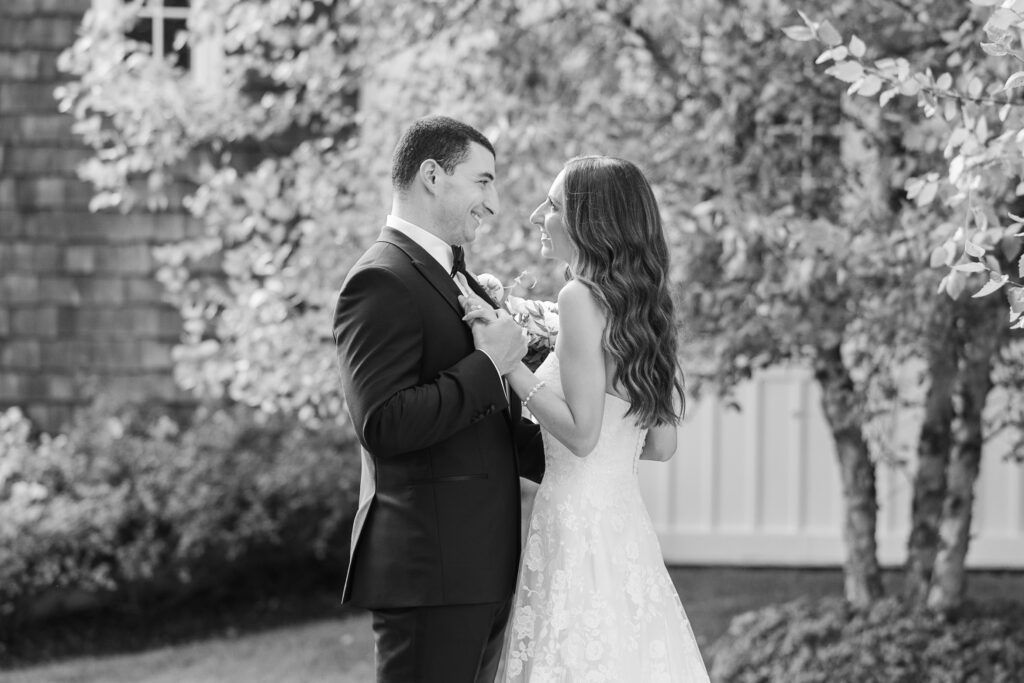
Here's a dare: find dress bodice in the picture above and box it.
[532,353,648,485]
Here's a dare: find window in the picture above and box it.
[126,0,192,70]
[92,0,221,84]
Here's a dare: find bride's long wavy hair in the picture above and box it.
[562,155,685,428]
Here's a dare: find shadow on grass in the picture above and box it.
[3,566,1022,674]
[0,564,351,670]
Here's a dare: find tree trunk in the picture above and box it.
[926,310,1001,614]
[905,312,956,605]
[813,344,883,608]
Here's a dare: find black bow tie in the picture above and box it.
[450,245,467,278]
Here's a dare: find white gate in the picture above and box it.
[638,367,1024,568]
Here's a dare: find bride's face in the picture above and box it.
[529,170,573,263]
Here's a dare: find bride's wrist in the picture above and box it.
[509,364,535,394]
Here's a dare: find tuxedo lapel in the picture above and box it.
[377,227,463,317]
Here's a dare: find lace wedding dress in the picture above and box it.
[496,354,710,682]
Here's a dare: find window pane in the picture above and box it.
[125,15,154,50]
[166,17,191,69]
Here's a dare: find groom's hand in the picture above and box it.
[471,309,528,375]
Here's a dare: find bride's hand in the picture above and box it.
[457,278,498,325]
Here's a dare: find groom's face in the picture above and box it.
[435,142,499,245]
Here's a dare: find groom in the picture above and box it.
[332,115,546,683]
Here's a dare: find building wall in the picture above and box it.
[640,366,1024,568]
[0,0,185,433]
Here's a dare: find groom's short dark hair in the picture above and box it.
[391,115,495,192]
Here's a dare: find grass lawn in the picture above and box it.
[2,568,1021,683]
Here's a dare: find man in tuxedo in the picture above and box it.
[333,115,545,683]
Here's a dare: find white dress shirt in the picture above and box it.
[385,215,470,296]
[385,214,506,393]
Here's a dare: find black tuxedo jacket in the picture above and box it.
[332,227,545,609]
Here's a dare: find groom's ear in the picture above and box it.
[418,159,441,196]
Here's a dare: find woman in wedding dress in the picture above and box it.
[460,156,710,682]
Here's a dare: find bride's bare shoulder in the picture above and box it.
[557,280,603,317]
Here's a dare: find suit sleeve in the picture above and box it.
[514,416,545,484]
[334,264,509,457]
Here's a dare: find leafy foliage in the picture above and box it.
[788,1,1024,323]
[55,0,1024,616]
[710,596,1024,682]
[0,404,358,626]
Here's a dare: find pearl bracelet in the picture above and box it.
[522,380,546,408]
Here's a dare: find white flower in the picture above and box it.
[507,657,523,676]
[475,272,505,304]
[585,640,604,661]
[649,640,667,659]
[582,609,601,630]
[585,671,607,683]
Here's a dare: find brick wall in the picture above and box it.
[0,0,187,433]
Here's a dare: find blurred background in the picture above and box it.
[1,0,1023,680]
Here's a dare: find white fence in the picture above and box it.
[638,367,1024,568]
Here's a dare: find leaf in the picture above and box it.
[874,57,897,73]
[967,76,985,99]
[857,74,883,97]
[936,72,953,90]
[1001,71,1024,91]
[1020,253,1024,278]
[949,156,965,184]
[1009,211,1024,223]
[965,241,986,258]
[971,0,1002,6]
[899,78,922,96]
[948,127,969,149]
[929,244,953,268]
[825,60,865,83]
[1009,285,1024,312]
[988,8,1019,31]
[916,181,939,207]
[817,20,843,46]
[849,35,866,58]
[782,25,816,41]
[980,41,1010,57]
[879,88,899,107]
[946,270,967,299]
[972,275,1008,298]
[953,262,988,272]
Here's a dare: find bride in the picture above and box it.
[460,156,710,682]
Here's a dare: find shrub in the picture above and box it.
[710,596,1024,683]
[0,401,360,628]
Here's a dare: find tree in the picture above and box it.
[788,0,1024,611]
